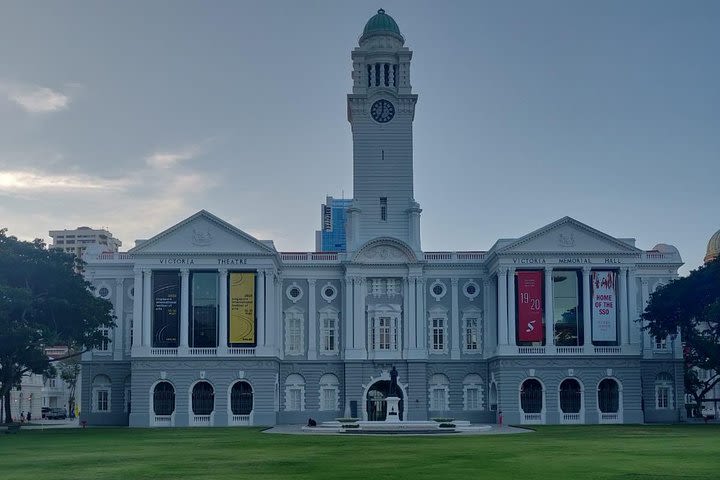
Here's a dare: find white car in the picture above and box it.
[701,406,715,419]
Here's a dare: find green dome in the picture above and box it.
[362,9,402,38]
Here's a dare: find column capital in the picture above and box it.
[218,268,228,275]
[451,277,459,287]
[180,268,190,277]
[619,266,628,273]
[133,267,143,275]
[116,278,125,287]
[508,266,516,274]
[544,266,554,274]
[497,266,509,275]
[142,268,152,277]
[308,278,317,287]
[641,278,649,287]
[582,266,592,274]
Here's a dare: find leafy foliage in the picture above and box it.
[0,228,115,423]
[642,257,720,411]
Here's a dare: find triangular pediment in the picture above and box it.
[128,210,277,256]
[497,217,641,255]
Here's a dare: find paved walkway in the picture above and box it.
[2,418,80,430]
[264,424,532,436]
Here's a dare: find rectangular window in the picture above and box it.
[380,197,387,221]
[657,387,669,409]
[553,271,583,346]
[371,278,384,296]
[379,317,391,350]
[285,313,303,355]
[97,390,109,412]
[655,336,668,350]
[321,388,336,411]
[98,328,110,351]
[466,387,480,410]
[432,318,445,351]
[152,271,180,348]
[321,317,336,352]
[289,388,302,411]
[190,272,218,348]
[465,317,478,351]
[431,388,447,411]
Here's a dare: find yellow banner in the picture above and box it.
[229,272,255,344]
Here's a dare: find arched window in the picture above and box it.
[92,375,111,413]
[429,374,450,411]
[598,379,620,413]
[319,374,340,411]
[520,379,543,414]
[191,381,215,415]
[230,381,253,415]
[655,373,673,409]
[463,374,484,411]
[559,379,582,414]
[153,382,175,415]
[285,374,305,411]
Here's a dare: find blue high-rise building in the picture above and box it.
[315,196,352,252]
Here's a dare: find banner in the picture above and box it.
[153,271,180,347]
[592,271,617,342]
[517,271,544,342]
[229,272,256,345]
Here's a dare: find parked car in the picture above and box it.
[46,408,67,420]
[702,406,716,420]
[41,407,51,419]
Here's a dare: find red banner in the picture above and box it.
[517,271,544,342]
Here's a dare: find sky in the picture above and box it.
[0,0,718,275]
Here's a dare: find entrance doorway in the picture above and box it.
[366,380,404,421]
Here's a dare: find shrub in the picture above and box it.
[336,418,359,423]
[439,423,456,428]
[431,417,454,423]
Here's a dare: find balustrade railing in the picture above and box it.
[518,346,546,355]
[556,346,584,355]
[231,414,252,425]
[227,347,256,356]
[150,348,178,356]
[189,347,217,356]
[594,346,623,355]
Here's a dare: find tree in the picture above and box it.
[642,257,720,415]
[57,354,81,417]
[0,229,114,423]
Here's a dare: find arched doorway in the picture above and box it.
[366,380,404,421]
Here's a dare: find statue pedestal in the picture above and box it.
[385,396,401,423]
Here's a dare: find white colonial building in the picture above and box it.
[80,9,684,427]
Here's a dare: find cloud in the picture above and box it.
[146,146,201,169]
[0,169,130,191]
[1,83,69,113]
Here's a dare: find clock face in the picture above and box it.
[371,99,395,123]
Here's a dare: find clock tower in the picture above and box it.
[346,9,421,253]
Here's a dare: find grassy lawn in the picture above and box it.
[1,425,718,479]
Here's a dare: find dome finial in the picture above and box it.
[378,8,385,15]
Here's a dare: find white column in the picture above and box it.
[132,269,142,352]
[618,267,629,346]
[641,278,651,351]
[627,268,640,344]
[483,277,494,355]
[582,267,592,350]
[179,269,190,354]
[544,267,554,350]
[218,269,228,354]
[408,276,417,352]
[114,278,125,360]
[344,276,354,352]
[416,277,426,353]
[450,278,460,359]
[142,269,152,349]
[356,278,367,353]
[497,268,508,347]
[402,277,410,357]
[308,279,317,360]
[256,270,265,352]
[507,268,516,347]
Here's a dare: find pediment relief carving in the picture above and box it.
[353,238,417,264]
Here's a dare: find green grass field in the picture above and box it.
[1,425,718,479]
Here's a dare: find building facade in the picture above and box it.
[80,9,684,427]
[49,226,122,257]
[315,196,352,252]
